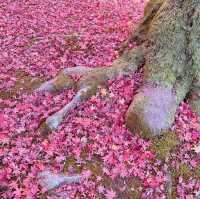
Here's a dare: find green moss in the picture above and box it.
[151,131,180,159]
[171,163,193,180]
[189,99,200,115]
[39,193,48,199]
[170,189,178,199]
[102,176,113,188]
[170,165,200,181]
[178,164,192,179]
[166,164,200,199]
[164,67,176,88]
[39,189,54,199]
[63,156,80,173]
[168,163,192,198]
[146,66,176,89]
[63,152,103,179]
[27,36,40,48]
[62,153,143,198]
[140,130,154,139]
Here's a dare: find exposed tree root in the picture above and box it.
[45,86,90,131]
[37,0,200,138]
[36,71,75,93]
[37,47,144,136]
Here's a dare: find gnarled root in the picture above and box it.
[37,47,144,136]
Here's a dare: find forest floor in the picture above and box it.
[0,0,200,198]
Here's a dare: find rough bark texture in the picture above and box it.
[37,0,200,138]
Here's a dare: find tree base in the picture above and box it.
[36,0,200,138]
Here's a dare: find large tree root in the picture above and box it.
[37,0,200,138]
[37,47,144,136]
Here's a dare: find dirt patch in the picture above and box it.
[0,70,44,100]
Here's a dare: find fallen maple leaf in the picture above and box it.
[186,194,194,199]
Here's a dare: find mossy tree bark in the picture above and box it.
[37,0,200,138]
[126,0,200,137]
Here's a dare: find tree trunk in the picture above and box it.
[37,0,200,138]
[126,0,200,137]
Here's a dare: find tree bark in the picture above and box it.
[126,0,200,137]
[37,0,200,138]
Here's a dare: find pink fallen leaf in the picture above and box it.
[186,195,194,199]
[0,114,8,127]
[98,185,105,193]
[105,189,116,199]
[82,170,92,179]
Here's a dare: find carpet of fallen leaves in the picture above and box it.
[0,0,200,198]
